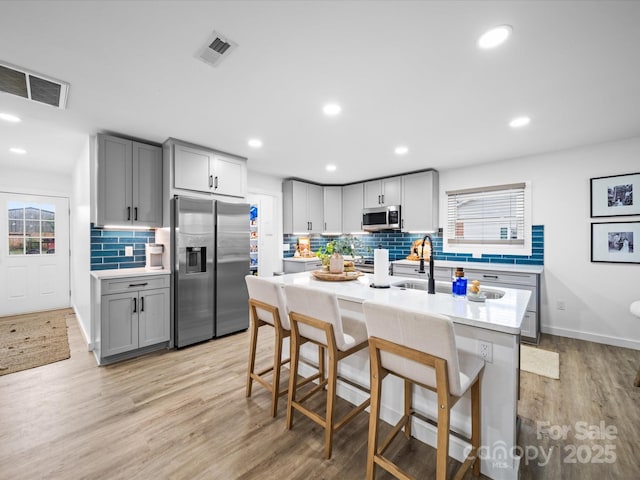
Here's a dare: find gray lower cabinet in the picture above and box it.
[464,269,540,344]
[391,263,452,282]
[283,258,323,273]
[95,274,170,363]
[97,134,163,227]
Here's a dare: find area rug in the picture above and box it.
[520,345,560,379]
[0,308,72,376]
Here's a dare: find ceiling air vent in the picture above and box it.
[0,61,69,109]
[197,31,238,67]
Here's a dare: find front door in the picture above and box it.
[0,192,70,316]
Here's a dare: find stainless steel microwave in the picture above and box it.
[362,205,401,231]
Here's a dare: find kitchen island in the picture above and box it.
[268,271,530,480]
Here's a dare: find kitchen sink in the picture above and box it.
[391,280,505,299]
[391,280,450,294]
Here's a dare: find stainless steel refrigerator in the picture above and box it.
[172,195,249,348]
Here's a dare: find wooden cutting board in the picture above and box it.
[311,270,364,282]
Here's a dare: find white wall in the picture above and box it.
[70,137,92,346]
[0,166,71,196]
[439,136,640,350]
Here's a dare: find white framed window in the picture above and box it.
[443,182,532,256]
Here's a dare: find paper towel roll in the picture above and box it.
[373,248,389,286]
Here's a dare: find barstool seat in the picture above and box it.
[363,300,485,480]
[244,275,291,417]
[284,283,371,459]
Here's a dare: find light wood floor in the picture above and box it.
[0,314,638,479]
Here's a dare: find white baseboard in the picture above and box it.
[71,305,94,351]
[542,325,640,350]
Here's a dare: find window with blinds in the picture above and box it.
[446,183,526,246]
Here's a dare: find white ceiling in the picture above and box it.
[1,0,639,184]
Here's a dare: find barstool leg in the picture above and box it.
[271,328,283,417]
[471,377,481,476]
[246,316,259,398]
[436,402,450,480]
[367,365,383,480]
[286,332,300,430]
[324,349,338,459]
[404,379,412,439]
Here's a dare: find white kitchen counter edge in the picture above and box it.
[90,268,171,280]
[391,259,543,274]
[269,271,530,336]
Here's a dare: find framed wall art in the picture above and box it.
[590,172,640,217]
[591,221,640,264]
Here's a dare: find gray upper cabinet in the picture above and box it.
[172,141,247,197]
[283,180,323,234]
[323,186,342,233]
[342,183,364,233]
[97,134,162,227]
[364,176,402,208]
[401,170,439,232]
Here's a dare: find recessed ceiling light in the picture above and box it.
[248,138,263,148]
[323,103,341,116]
[0,113,21,123]
[9,147,27,154]
[325,164,337,172]
[394,146,409,155]
[478,25,512,49]
[509,116,531,128]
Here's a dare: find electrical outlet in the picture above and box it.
[124,246,133,257]
[282,243,290,252]
[478,341,493,363]
[556,300,566,310]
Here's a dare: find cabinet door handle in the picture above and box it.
[402,219,404,228]
[128,283,148,287]
[140,297,144,312]
[324,222,327,231]
[483,275,499,279]
[214,176,219,189]
[381,194,384,204]
[378,195,381,204]
[209,175,213,188]
[134,207,138,221]
[133,297,137,313]
[127,206,131,221]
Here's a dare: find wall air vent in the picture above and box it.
[0,61,69,109]
[197,31,238,67]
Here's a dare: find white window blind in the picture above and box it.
[446,183,526,246]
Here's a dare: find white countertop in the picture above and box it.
[91,268,171,280]
[268,271,531,335]
[391,259,544,275]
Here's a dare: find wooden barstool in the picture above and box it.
[284,284,371,459]
[631,301,640,387]
[362,300,485,480]
[244,275,291,417]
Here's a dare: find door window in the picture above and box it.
[8,201,56,255]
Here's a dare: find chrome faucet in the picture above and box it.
[418,234,435,294]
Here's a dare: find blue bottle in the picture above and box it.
[452,267,467,297]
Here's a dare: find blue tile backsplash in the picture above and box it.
[284,225,544,266]
[90,224,155,270]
